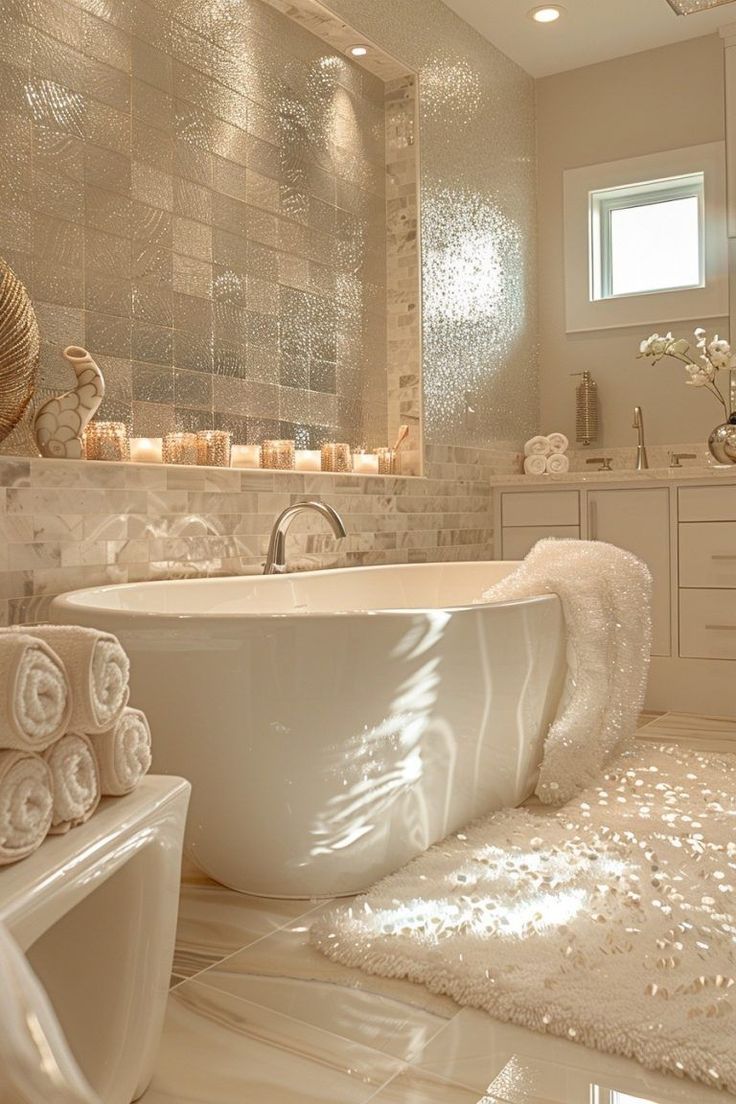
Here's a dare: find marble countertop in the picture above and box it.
[490,464,736,487]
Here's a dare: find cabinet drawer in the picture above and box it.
[678,485,736,522]
[680,589,736,659]
[679,522,736,588]
[501,491,579,527]
[502,525,580,560]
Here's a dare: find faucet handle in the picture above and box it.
[586,457,613,471]
[669,451,697,468]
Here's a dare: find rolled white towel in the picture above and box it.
[90,707,152,797]
[0,634,71,752]
[0,750,54,864]
[44,733,100,835]
[524,454,548,476]
[547,453,570,474]
[524,435,552,457]
[18,626,129,734]
[548,432,569,454]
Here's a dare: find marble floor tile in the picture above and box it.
[365,1067,494,1102]
[636,711,665,729]
[635,711,736,753]
[139,978,405,1104]
[411,1008,733,1104]
[172,879,323,978]
[197,913,455,1061]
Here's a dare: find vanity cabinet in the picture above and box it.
[495,476,736,713]
[587,489,671,656]
[499,486,670,655]
[678,485,736,661]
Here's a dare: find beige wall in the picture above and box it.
[537,34,727,450]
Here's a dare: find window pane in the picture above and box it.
[609,195,700,296]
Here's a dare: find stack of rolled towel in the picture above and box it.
[0,626,152,866]
[523,433,570,476]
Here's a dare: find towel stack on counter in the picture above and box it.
[523,433,570,476]
[0,626,152,866]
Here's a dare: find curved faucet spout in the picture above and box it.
[263,501,347,575]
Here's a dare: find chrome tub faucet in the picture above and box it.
[263,501,347,575]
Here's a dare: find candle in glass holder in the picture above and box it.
[352,451,379,475]
[261,439,295,470]
[231,444,261,469]
[196,429,232,467]
[129,437,163,463]
[295,449,321,472]
[83,422,130,461]
[163,432,198,465]
[375,447,396,475]
[321,442,352,473]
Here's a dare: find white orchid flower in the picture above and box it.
[638,325,731,417]
[706,336,735,370]
[639,333,676,361]
[686,364,713,387]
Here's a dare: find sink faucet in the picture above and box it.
[586,456,613,472]
[669,451,696,468]
[633,406,648,471]
[263,501,347,575]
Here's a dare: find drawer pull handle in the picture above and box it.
[711,554,736,561]
[705,624,736,631]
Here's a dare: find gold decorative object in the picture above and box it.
[321,442,352,472]
[261,439,295,470]
[0,257,40,443]
[375,447,396,475]
[574,371,599,446]
[83,421,130,461]
[34,347,105,459]
[163,432,198,465]
[196,429,232,467]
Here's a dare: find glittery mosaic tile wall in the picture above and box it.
[324,0,539,450]
[0,0,419,457]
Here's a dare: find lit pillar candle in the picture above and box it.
[231,444,262,469]
[295,449,321,471]
[129,437,163,463]
[352,452,379,475]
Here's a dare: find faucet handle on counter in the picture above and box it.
[586,457,613,471]
[669,452,697,468]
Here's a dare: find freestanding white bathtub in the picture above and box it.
[51,562,566,898]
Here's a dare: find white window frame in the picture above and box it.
[591,173,704,301]
[564,142,728,333]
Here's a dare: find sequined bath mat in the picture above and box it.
[311,743,736,1094]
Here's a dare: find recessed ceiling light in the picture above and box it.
[529,5,564,22]
[349,44,369,57]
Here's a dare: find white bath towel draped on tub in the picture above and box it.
[481,538,653,805]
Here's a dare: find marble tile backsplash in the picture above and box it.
[0,444,518,625]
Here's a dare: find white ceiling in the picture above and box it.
[441,0,736,77]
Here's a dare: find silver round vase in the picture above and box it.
[708,415,736,464]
